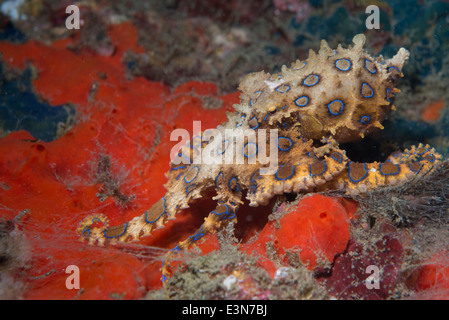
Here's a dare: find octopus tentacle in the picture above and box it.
[247,147,349,206]
[161,199,240,280]
[78,196,174,246]
[330,145,443,194]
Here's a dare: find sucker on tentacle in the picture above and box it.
[78,34,442,280]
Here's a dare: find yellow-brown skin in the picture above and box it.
[78,35,442,280]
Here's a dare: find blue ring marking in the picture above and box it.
[217,140,229,155]
[145,197,167,223]
[281,104,288,110]
[348,161,368,183]
[186,184,196,194]
[171,165,186,171]
[250,171,261,193]
[104,223,127,239]
[276,84,290,93]
[243,142,258,158]
[388,66,401,80]
[229,177,240,192]
[424,153,436,163]
[418,148,429,156]
[295,96,309,107]
[361,83,374,98]
[236,115,246,127]
[215,172,223,188]
[176,173,183,180]
[310,161,327,176]
[188,143,199,151]
[184,166,199,183]
[364,59,377,74]
[327,99,344,115]
[83,217,104,236]
[331,152,343,163]
[416,148,436,162]
[278,136,293,151]
[303,74,319,87]
[335,58,351,71]
[361,115,371,124]
[169,245,181,253]
[275,164,295,181]
[212,204,235,220]
[251,171,261,182]
[249,116,259,129]
[225,213,236,220]
[269,74,282,81]
[82,226,90,237]
[212,205,229,216]
[386,88,393,102]
[263,114,270,121]
[380,161,400,176]
[250,171,262,194]
[388,66,400,74]
[190,226,204,241]
[292,62,306,70]
[250,90,262,106]
[409,162,422,173]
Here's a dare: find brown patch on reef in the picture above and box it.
[94,153,136,207]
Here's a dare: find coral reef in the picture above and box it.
[0,211,29,299]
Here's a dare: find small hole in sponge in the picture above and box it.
[319,212,328,219]
[34,144,45,152]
